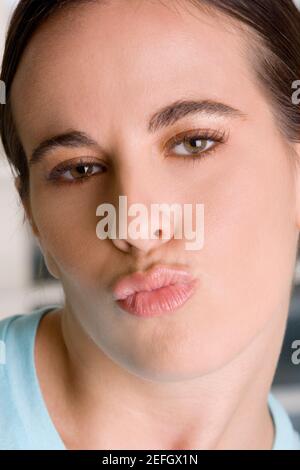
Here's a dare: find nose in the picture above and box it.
[111,197,175,254]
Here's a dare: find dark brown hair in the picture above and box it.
[0,0,300,200]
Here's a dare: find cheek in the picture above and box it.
[199,143,296,337]
[30,184,113,284]
[168,144,297,374]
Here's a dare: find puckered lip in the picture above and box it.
[112,263,196,301]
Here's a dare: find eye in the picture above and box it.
[165,129,227,159]
[47,157,107,184]
[173,137,214,156]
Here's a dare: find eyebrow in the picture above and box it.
[29,99,246,166]
[29,131,99,167]
[147,99,246,133]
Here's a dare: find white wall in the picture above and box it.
[0,0,18,57]
[294,0,300,10]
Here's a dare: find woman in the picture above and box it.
[0,0,300,450]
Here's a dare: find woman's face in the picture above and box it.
[11,0,300,380]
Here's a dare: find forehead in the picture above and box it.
[10,0,261,154]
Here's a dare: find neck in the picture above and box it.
[51,302,286,450]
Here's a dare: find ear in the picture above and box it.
[14,176,60,280]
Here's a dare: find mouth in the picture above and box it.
[112,264,198,318]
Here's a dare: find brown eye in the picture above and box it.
[47,159,107,184]
[69,164,95,179]
[164,128,227,160]
[172,137,215,156]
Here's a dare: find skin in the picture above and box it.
[10,0,300,449]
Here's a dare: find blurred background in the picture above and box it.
[0,0,299,433]
[0,0,65,315]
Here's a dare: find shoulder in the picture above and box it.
[0,312,25,342]
[268,392,300,450]
[0,304,62,373]
[0,304,61,344]
[0,310,41,370]
[0,305,62,450]
[0,306,56,365]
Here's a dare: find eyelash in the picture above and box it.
[164,128,228,161]
[46,128,228,185]
[46,157,107,186]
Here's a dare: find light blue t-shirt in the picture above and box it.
[0,305,300,450]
